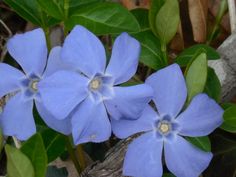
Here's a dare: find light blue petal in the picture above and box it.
[43,46,74,77]
[38,70,89,120]
[123,132,163,177]
[146,64,187,118]
[164,135,212,177]
[35,101,71,135]
[105,84,153,120]
[111,105,157,139]
[0,93,36,140]
[7,28,47,75]
[105,33,140,85]
[72,97,111,145]
[61,25,106,77]
[0,63,24,97]
[177,94,223,137]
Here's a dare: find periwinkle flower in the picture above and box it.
[38,25,153,145]
[0,29,71,140]
[112,64,223,177]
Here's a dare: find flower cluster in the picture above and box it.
[0,25,223,177]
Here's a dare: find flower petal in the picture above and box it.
[146,64,187,118]
[177,94,223,137]
[35,101,71,135]
[123,132,163,177]
[164,135,212,177]
[111,105,157,139]
[7,28,47,75]
[0,93,36,140]
[0,63,24,97]
[38,70,89,120]
[105,84,153,120]
[43,46,74,77]
[61,25,106,77]
[72,97,111,145]
[105,33,140,85]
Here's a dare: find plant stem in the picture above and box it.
[63,0,69,36]
[161,42,168,66]
[76,145,86,170]
[65,137,82,174]
[12,136,21,149]
[43,28,51,50]
[207,0,228,44]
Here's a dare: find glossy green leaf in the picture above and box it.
[155,0,180,44]
[175,44,220,66]
[69,0,104,12]
[65,2,140,35]
[5,144,35,177]
[46,166,68,177]
[149,0,165,35]
[21,133,47,177]
[186,136,211,152]
[221,105,236,133]
[131,8,149,31]
[37,0,64,20]
[186,53,208,104]
[221,103,235,110]
[41,129,66,162]
[132,30,163,70]
[4,0,58,27]
[204,67,221,102]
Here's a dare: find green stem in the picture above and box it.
[161,42,168,66]
[145,68,152,79]
[65,137,82,174]
[63,0,69,36]
[43,28,51,50]
[207,0,228,44]
[133,75,143,83]
[76,145,86,170]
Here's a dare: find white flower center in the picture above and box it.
[89,78,101,90]
[30,80,39,91]
[159,122,170,134]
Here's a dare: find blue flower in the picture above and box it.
[112,64,223,177]
[38,25,153,145]
[0,29,71,140]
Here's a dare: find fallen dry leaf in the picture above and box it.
[188,0,208,42]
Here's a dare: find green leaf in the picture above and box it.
[186,136,211,152]
[5,144,35,177]
[221,105,236,133]
[204,67,221,102]
[46,166,68,177]
[131,8,149,31]
[41,129,66,162]
[69,0,104,12]
[175,44,220,66]
[4,0,58,27]
[155,0,180,44]
[132,30,163,70]
[65,2,140,35]
[185,53,208,104]
[149,0,165,35]
[221,103,235,110]
[37,0,64,20]
[21,133,47,177]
